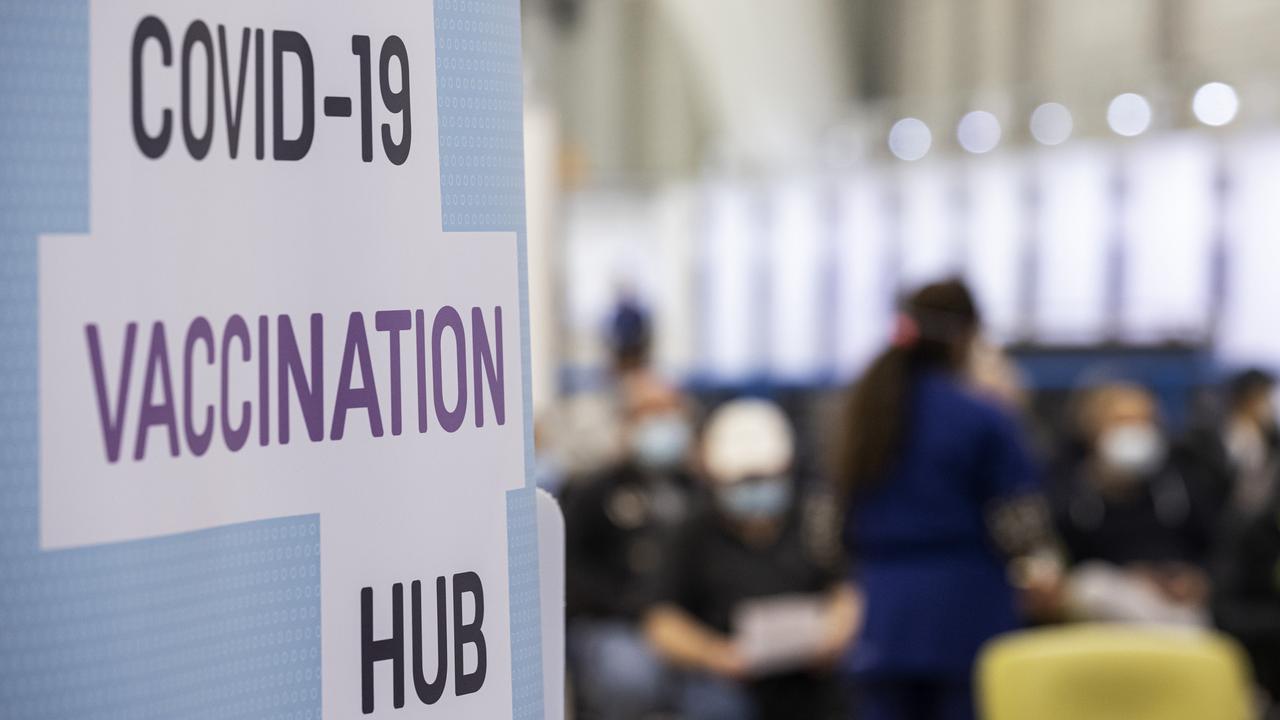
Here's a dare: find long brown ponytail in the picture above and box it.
[836,279,981,500]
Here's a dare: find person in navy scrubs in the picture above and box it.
[836,279,1043,720]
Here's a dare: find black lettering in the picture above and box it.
[272,30,314,161]
[254,28,265,160]
[379,35,411,165]
[181,20,215,159]
[217,25,251,158]
[452,571,486,696]
[131,16,172,159]
[411,578,448,705]
[361,584,405,714]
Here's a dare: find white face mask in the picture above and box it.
[1098,424,1165,477]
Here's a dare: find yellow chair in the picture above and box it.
[977,624,1254,720]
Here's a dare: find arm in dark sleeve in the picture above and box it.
[978,408,1040,502]
[1213,509,1280,642]
[798,485,847,589]
[642,523,737,673]
[978,408,1054,559]
[1172,430,1233,523]
[563,476,627,618]
[1173,448,1228,568]
[647,515,700,614]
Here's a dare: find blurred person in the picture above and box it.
[1221,370,1280,515]
[1049,382,1216,625]
[1212,486,1280,719]
[837,279,1045,720]
[966,336,1030,411]
[1179,369,1280,527]
[545,293,668,496]
[562,378,700,720]
[534,396,628,495]
[644,398,859,720]
[609,288,653,376]
[607,294,690,443]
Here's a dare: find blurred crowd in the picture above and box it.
[538,280,1280,720]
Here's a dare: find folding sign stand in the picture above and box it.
[539,490,567,720]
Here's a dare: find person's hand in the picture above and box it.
[813,632,851,670]
[814,587,863,670]
[1012,554,1066,622]
[702,640,749,681]
[1158,564,1210,607]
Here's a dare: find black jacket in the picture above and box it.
[562,462,700,621]
[1213,490,1280,701]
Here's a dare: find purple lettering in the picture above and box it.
[278,313,325,443]
[221,314,251,451]
[375,310,411,437]
[135,322,180,460]
[85,322,138,463]
[432,306,467,433]
[331,311,384,440]
[258,314,270,446]
[415,309,428,434]
[470,307,504,428]
[82,304,503,461]
[183,316,215,456]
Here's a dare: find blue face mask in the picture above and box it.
[630,414,691,471]
[718,477,793,521]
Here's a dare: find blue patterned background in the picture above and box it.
[0,0,541,717]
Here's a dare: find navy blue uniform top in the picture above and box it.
[843,371,1038,678]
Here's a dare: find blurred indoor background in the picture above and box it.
[520,0,1280,401]
[515,2,1280,719]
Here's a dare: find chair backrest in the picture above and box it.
[977,624,1254,720]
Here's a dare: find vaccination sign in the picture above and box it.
[2,0,544,717]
